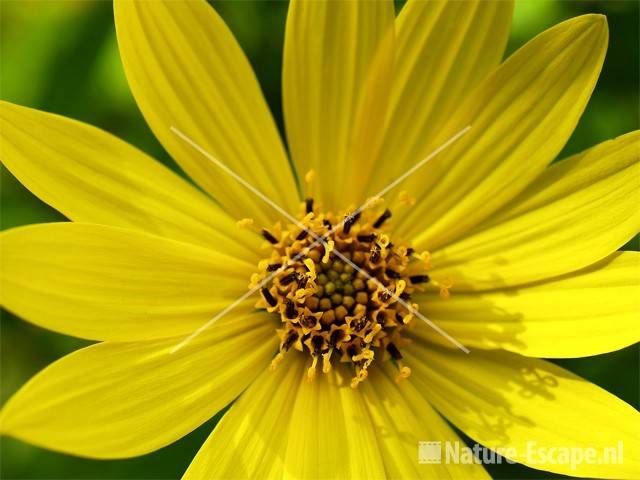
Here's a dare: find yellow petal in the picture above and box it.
[361,364,490,479]
[0,223,255,341]
[398,15,608,249]
[415,252,640,358]
[284,363,385,479]
[0,311,277,459]
[491,130,640,224]
[187,358,384,479]
[406,344,640,479]
[283,0,395,210]
[114,0,298,226]
[431,131,639,290]
[0,101,259,257]
[184,355,305,479]
[366,0,514,196]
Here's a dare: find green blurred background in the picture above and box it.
[0,1,638,478]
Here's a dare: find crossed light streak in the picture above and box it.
[169,126,471,354]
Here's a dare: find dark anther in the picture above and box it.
[400,292,411,300]
[301,315,316,328]
[386,269,401,279]
[262,228,278,244]
[347,344,358,358]
[323,219,332,228]
[266,263,282,271]
[395,312,404,323]
[329,329,344,347]
[280,272,297,286]
[296,229,309,241]
[409,274,430,284]
[297,274,308,289]
[406,247,415,256]
[343,210,361,234]
[283,331,299,351]
[353,317,367,332]
[261,287,277,307]
[386,342,403,360]
[373,209,392,228]
[357,233,376,243]
[305,198,314,214]
[312,334,325,352]
[285,299,297,319]
[379,290,392,302]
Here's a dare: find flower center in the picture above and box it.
[249,199,432,388]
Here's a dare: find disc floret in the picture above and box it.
[251,200,431,387]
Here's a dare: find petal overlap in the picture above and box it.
[115,0,299,225]
[406,344,640,479]
[0,223,256,341]
[0,311,276,459]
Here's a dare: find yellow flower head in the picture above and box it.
[0,1,639,479]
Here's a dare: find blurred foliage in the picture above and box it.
[0,1,638,478]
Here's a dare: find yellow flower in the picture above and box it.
[1,1,639,479]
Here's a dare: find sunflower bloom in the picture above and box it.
[1,0,639,479]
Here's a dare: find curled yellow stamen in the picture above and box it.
[352,349,374,362]
[305,169,316,184]
[398,190,416,206]
[415,250,432,269]
[396,364,412,383]
[394,280,406,299]
[364,324,382,343]
[322,349,333,373]
[434,278,454,299]
[321,240,334,263]
[236,218,254,229]
[303,258,317,281]
[270,352,284,371]
[307,355,319,381]
[249,272,263,289]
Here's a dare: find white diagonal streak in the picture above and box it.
[169,125,470,353]
[171,128,298,223]
[371,126,470,201]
